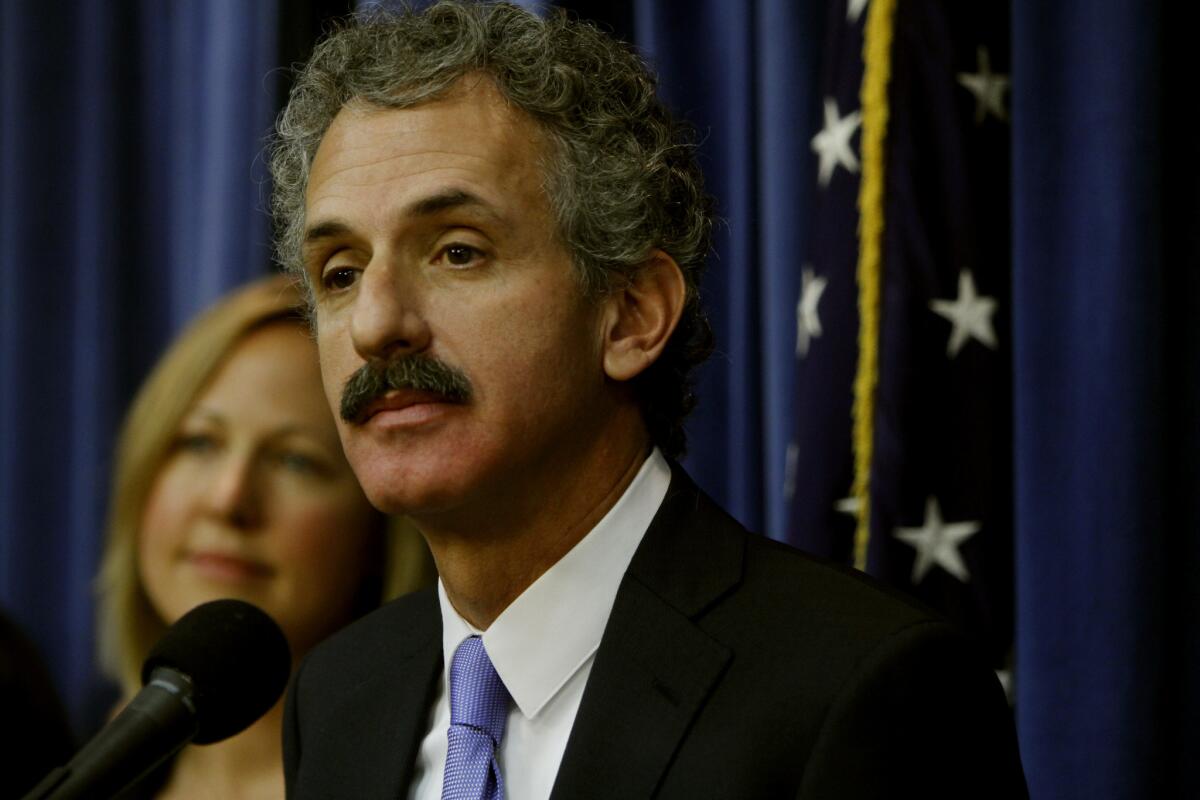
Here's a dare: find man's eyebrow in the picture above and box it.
[404,189,500,221]
[303,220,353,248]
[302,190,501,253]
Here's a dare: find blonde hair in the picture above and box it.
[95,274,433,694]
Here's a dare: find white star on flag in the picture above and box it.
[929,269,997,358]
[783,442,799,500]
[995,669,1014,704]
[835,495,860,517]
[957,46,1010,124]
[894,496,980,584]
[811,98,862,187]
[847,0,869,24]
[796,266,828,357]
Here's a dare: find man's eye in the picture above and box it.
[323,267,358,291]
[443,244,480,267]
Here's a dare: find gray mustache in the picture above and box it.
[340,355,473,423]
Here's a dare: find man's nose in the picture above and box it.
[350,259,431,361]
[205,453,262,529]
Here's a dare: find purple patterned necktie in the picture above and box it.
[442,636,510,800]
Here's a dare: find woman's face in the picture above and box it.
[138,321,382,660]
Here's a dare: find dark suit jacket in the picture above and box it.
[284,466,1028,798]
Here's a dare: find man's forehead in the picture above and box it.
[304,80,545,213]
[312,78,528,170]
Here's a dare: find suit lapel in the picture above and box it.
[549,467,744,799]
[331,595,443,798]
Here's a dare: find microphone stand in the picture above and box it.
[22,668,197,800]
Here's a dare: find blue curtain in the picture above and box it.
[638,0,827,538]
[1011,1,1200,797]
[0,0,278,734]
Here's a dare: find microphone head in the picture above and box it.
[142,599,291,745]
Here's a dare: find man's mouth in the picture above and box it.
[340,354,473,424]
[357,389,463,424]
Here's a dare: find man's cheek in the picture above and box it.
[318,345,354,409]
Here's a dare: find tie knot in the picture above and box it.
[448,636,509,744]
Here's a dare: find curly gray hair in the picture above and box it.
[270,0,714,457]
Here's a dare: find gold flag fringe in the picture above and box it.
[851,0,897,571]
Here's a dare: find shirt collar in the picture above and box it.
[438,449,671,719]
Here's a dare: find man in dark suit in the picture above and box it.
[270,2,1028,798]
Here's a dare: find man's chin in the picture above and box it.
[364,485,469,520]
[351,453,473,517]
[342,425,512,521]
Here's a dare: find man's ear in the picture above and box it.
[601,250,686,382]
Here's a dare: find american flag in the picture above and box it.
[786,0,1013,688]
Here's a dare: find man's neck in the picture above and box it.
[417,426,651,629]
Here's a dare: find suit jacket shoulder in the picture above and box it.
[550,465,1027,799]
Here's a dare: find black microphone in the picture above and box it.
[22,599,291,800]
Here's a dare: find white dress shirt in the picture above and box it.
[407,449,671,800]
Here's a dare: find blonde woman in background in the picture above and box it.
[95,274,432,799]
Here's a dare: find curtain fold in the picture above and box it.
[1012,1,1199,796]
[635,0,826,538]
